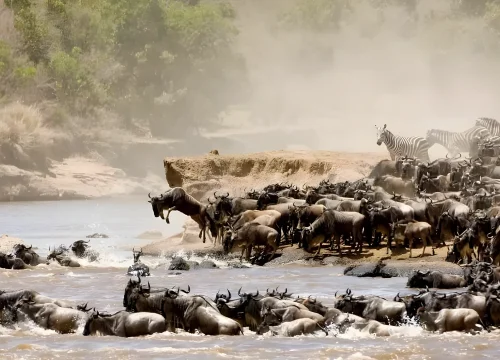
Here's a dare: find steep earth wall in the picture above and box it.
[163,150,386,200]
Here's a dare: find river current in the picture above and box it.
[0,197,498,359]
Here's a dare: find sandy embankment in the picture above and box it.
[0,156,165,202]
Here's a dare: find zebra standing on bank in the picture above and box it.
[375,124,430,162]
[425,125,491,156]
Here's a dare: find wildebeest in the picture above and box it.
[407,270,467,289]
[301,210,365,256]
[391,220,436,257]
[127,248,150,277]
[14,295,88,334]
[374,175,416,198]
[236,289,308,332]
[161,286,243,335]
[70,240,98,262]
[148,187,216,243]
[224,222,279,262]
[417,307,483,333]
[0,253,30,270]
[83,309,166,337]
[334,294,406,325]
[263,314,328,337]
[445,229,476,265]
[11,244,42,266]
[47,248,81,267]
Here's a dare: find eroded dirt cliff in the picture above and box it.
[163,150,385,200]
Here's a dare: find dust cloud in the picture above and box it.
[227,0,500,159]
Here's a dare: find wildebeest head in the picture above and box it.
[70,240,90,258]
[245,188,260,200]
[300,226,315,251]
[305,189,320,205]
[213,192,233,219]
[123,276,142,308]
[127,282,151,312]
[222,227,235,255]
[83,309,102,336]
[148,192,162,217]
[47,247,66,261]
[407,270,432,288]
[260,306,282,327]
[257,192,278,210]
[132,248,144,264]
[12,244,39,265]
[237,288,260,307]
[215,289,232,304]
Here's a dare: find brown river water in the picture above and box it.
[0,198,498,360]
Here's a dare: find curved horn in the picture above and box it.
[27,245,32,250]
[227,289,231,300]
[148,192,152,199]
[238,287,242,296]
[214,191,219,199]
[148,282,151,290]
[181,285,191,294]
[335,291,338,297]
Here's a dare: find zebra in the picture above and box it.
[476,117,500,137]
[375,124,430,162]
[425,126,491,157]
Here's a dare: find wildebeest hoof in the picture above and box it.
[165,218,170,224]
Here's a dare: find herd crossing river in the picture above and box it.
[1,197,500,360]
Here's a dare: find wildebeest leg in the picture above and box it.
[386,234,392,255]
[427,235,436,256]
[240,246,246,262]
[337,235,342,256]
[165,206,176,224]
[409,237,413,258]
[245,246,252,262]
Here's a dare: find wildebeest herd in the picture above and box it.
[4,271,500,337]
[147,119,500,267]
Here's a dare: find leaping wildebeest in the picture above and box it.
[148,187,217,243]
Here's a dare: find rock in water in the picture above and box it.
[228,262,249,269]
[169,257,190,271]
[86,233,109,238]
[343,260,392,278]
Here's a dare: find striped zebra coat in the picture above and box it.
[476,118,500,137]
[375,124,430,162]
[425,126,491,157]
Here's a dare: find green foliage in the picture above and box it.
[279,0,350,31]
[14,8,50,64]
[14,66,36,82]
[0,41,12,74]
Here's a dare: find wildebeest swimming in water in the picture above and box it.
[127,248,150,277]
